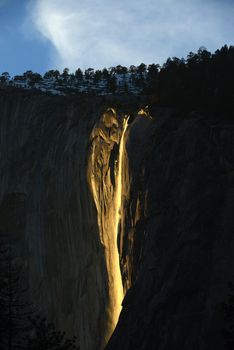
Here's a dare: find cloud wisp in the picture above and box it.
[28,0,234,71]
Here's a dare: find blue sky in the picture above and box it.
[0,0,233,76]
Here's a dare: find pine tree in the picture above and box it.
[0,237,31,349]
[25,316,79,350]
[0,236,80,349]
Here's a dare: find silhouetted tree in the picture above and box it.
[0,72,10,83]
[129,65,137,73]
[53,70,60,80]
[102,68,110,80]
[23,70,34,80]
[75,68,83,81]
[93,70,102,83]
[0,237,31,349]
[44,70,60,80]
[115,65,128,74]
[25,316,79,350]
[84,68,94,80]
[62,68,69,81]
[137,63,147,74]
[0,236,80,349]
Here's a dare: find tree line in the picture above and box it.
[0,63,148,84]
[0,45,233,110]
[0,63,148,94]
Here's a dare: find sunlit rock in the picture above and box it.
[87,109,130,347]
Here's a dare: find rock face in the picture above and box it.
[0,89,233,350]
[0,90,126,350]
[107,109,234,350]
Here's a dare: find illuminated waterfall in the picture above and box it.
[88,112,129,348]
[105,116,129,342]
[112,115,129,321]
[115,117,129,243]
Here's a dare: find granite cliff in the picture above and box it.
[107,108,234,350]
[0,89,233,350]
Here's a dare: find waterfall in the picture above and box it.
[87,111,129,348]
[115,117,129,241]
[110,115,129,335]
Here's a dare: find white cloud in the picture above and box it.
[27,0,234,71]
